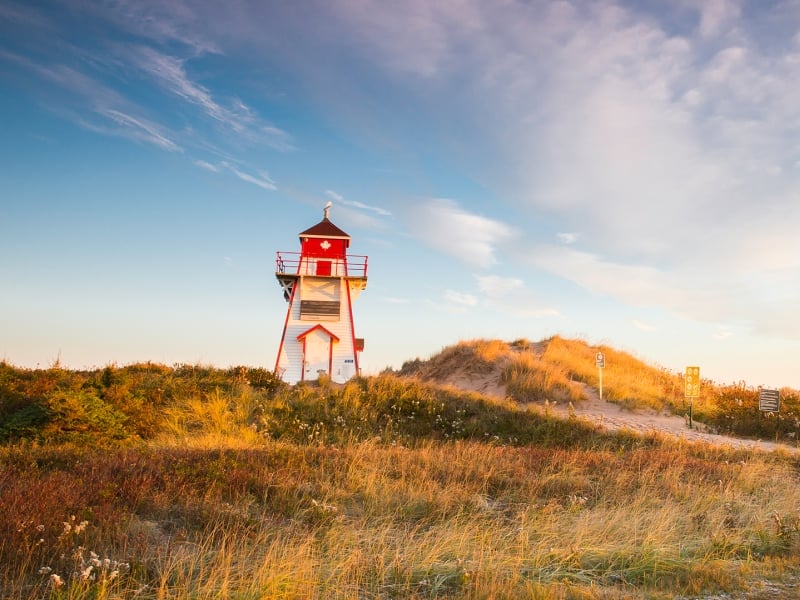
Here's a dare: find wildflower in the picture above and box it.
[50,574,64,588]
[36,524,45,532]
[38,566,52,575]
[80,565,94,581]
[108,569,119,581]
[74,520,89,534]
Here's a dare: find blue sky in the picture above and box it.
[2,0,800,389]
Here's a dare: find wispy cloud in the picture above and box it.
[194,160,219,172]
[127,46,294,151]
[475,275,523,298]
[713,327,734,340]
[381,296,410,304]
[2,52,183,152]
[473,274,559,319]
[100,109,182,152]
[443,289,478,307]
[632,319,657,332]
[404,198,515,268]
[325,189,392,217]
[221,162,277,191]
[0,2,52,29]
[74,0,221,56]
[557,232,579,245]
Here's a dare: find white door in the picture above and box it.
[304,329,331,379]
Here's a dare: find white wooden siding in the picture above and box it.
[276,276,359,384]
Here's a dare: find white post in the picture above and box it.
[599,366,603,400]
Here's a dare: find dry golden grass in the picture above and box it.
[538,336,683,411]
[3,348,800,598]
[3,433,800,599]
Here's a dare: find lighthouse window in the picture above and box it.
[300,300,341,320]
[316,260,332,276]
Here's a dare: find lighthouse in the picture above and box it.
[274,203,368,384]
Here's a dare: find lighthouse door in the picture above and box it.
[304,329,332,379]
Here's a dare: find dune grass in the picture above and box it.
[2,345,800,598]
[2,436,800,599]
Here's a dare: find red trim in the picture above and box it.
[345,281,359,376]
[296,324,340,342]
[299,335,306,382]
[274,282,298,377]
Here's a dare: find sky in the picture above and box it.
[2,0,800,390]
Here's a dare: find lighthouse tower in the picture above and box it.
[274,203,368,384]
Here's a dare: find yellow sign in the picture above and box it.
[685,366,700,398]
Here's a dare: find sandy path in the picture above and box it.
[443,373,798,453]
[543,384,797,452]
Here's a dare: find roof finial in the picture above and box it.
[324,200,332,220]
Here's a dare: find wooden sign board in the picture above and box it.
[759,388,780,413]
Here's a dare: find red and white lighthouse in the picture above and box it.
[274,203,368,384]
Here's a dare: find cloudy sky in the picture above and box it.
[2,0,799,388]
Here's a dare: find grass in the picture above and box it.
[1,343,800,598]
[3,439,800,598]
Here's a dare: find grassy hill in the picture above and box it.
[400,336,800,441]
[1,338,800,599]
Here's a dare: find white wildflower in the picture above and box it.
[74,520,89,534]
[50,574,64,588]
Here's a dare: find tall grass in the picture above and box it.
[501,351,584,404]
[2,439,800,598]
[2,352,800,598]
[538,336,685,412]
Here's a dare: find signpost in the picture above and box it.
[685,366,700,429]
[596,351,605,400]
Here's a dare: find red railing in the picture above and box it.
[275,252,368,278]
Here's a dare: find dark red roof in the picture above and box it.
[299,218,350,239]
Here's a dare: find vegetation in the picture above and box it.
[401,336,800,442]
[1,339,800,598]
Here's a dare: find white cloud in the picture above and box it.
[128,47,294,151]
[514,307,561,318]
[100,109,182,152]
[221,162,277,191]
[713,327,734,340]
[0,53,183,152]
[194,160,219,172]
[523,243,800,340]
[475,275,523,298]
[632,319,657,332]
[443,289,478,306]
[426,299,468,314]
[325,190,344,201]
[697,0,741,39]
[557,232,579,245]
[404,199,515,268]
[325,189,392,217]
